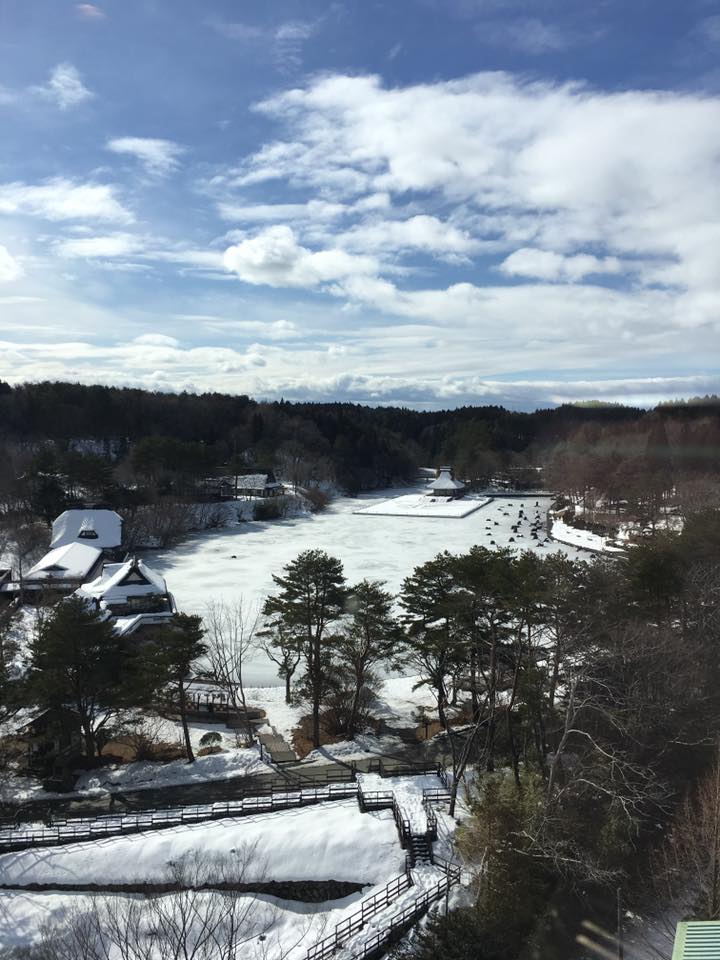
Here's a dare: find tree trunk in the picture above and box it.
[347,685,361,740]
[437,680,447,730]
[284,671,292,705]
[178,678,195,763]
[485,630,498,772]
[80,717,96,758]
[469,647,479,721]
[236,664,254,745]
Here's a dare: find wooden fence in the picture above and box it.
[353,864,461,960]
[306,869,413,960]
[306,857,462,960]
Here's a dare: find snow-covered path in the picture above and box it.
[150,491,588,684]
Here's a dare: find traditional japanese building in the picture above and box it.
[425,466,467,498]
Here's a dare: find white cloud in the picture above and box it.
[35,63,93,110]
[228,72,720,306]
[500,248,621,282]
[338,215,481,257]
[133,333,181,348]
[76,4,105,19]
[0,245,22,283]
[55,233,143,258]
[106,137,185,176]
[223,225,378,288]
[218,199,346,222]
[0,178,132,223]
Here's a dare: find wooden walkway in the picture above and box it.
[257,731,297,764]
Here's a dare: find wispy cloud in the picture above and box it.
[55,233,144,259]
[0,178,132,223]
[33,62,94,109]
[106,137,185,177]
[476,17,595,54]
[0,245,22,283]
[209,17,317,71]
[75,3,105,19]
[695,15,720,45]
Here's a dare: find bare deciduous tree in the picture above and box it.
[204,599,259,744]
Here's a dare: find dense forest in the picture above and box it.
[0,380,719,501]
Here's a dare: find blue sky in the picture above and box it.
[0,0,719,409]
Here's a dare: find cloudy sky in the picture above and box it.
[1,0,719,409]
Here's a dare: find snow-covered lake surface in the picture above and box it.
[150,490,589,684]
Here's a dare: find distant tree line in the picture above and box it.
[0,382,718,520]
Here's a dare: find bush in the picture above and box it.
[303,487,331,512]
[199,731,222,748]
[253,498,284,521]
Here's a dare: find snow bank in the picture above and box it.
[550,519,624,554]
[0,801,404,886]
[0,888,363,959]
[74,745,268,793]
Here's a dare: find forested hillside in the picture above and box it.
[1,381,718,502]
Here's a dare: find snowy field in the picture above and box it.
[355,494,491,518]
[0,889,353,959]
[0,801,403,886]
[150,490,589,684]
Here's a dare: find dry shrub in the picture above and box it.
[197,745,225,757]
[291,712,347,758]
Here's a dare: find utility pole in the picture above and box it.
[616,886,624,960]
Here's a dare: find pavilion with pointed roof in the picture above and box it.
[425,466,467,498]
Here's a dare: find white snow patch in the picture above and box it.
[74,744,268,793]
[0,800,404,886]
[355,494,491,519]
[550,518,625,554]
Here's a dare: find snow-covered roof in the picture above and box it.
[51,509,123,550]
[112,611,174,636]
[427,468,466,493]
[234,473,282,490]
[26,543,103,581]
[77,557,168,603]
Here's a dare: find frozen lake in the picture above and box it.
[150,490,588,684]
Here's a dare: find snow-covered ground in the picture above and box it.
[74,743,269,793]
[0,888,353,959]
[356,494,491,519]
[0,800,403,886]
[150,490,588,684]
[550,518,625,554]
